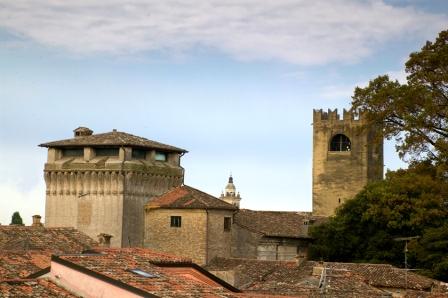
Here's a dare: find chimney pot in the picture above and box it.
[32,215,43,227]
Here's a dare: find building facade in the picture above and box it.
[312,109,383,216]
[40,127,186,247]
[144,185,237,265]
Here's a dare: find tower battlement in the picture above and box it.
[313,108,363,123]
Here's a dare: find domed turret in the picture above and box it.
[220,175,241,208]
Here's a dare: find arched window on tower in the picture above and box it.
[330,134,351,151]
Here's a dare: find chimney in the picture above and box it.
[32,215,43,227]
[73,127,93,138]
[97,233,113,247]
[295,254,306,266]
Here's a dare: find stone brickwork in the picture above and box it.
[41,128,186,248]
[144,209,208,265]
[206,210,234,262]
[144,208,235,265]
[312,109,383,216]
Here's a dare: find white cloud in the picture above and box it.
[0,181,45,226]
[0,0,445,65]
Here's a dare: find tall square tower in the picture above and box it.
[312,109,383,216]
[40,127,187,247]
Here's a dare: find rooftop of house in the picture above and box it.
[0,251,51,279]
[206,258,447,297]
[0,225,97,252]
[53,248,240,297]
[234,209,327,238]
[0,225,97,279]
[39,128,187,153]
[0,279,78,298]
[146,185,238,211]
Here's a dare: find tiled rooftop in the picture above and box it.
[39,129,187,152]
[0,251,50,279]
[206,258,448,297]
[234,209,327,238]
[55,248,240,297]
[0,279,77,297]
[146,185,238,211]
[0,225,97,279]
[0,226,97,252]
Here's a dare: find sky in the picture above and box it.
[0,0,447,225]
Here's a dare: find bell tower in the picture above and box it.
[312,109,383,216]
[219,175,241,208]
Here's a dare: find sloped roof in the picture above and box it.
[0,251,50,279]
[39,130,187,153]
[206,258,447,297]
[146,185,238,211]
[0,279,77,297]
[0,226,97,279]
[0,226,97,252]
[234,209,327,238]
[54,248,240,297]
[206,258,387,297]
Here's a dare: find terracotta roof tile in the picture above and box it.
[0,251,50,279]
[56,248,239,297]
[146,185,238,211]
[0,225,97,279]
[0,279,77,297]
[0,226,97,253]
[39,130,187,152]
[234,209,327,238]
[206,258,448,297]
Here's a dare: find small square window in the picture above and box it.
[170,216,181,227]
[155,151,167,161]
[224,217,232,231]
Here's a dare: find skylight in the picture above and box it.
[128,268,159,278]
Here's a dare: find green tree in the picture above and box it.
[309,162,448,281]
[352,30,448,164]
[10,211,23,225]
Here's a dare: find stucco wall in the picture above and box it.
[231,225,262,259]
[49,261,143,298]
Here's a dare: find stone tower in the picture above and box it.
[40,127,187,247]
[312,109,383,216]
[219,175,241,208]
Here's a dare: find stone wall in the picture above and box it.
[144,209,208,265]
[44,147,184,248]
[231,225,261,259]
[312,109,383,216]
[206,210,234,263]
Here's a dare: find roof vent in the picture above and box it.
[74,127,93,138]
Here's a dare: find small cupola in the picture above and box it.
[225,175,236,196]
[74,127,93,138]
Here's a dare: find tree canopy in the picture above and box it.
[310,30,448,282]
[352,30,448,164]
[10,211,23,225]
[309,162,448,281]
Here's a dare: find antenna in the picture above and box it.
[394,236,420,292]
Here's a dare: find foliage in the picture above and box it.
[352,30,448,164]
[309,162,448,281]
[10,211,23,225]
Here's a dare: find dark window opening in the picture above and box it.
[338,198,341,204]
[224,217,232,231]
[155,151,167,161]
[132,149,147,159]
[95,148,119,157]
[62,148,84,157]
[330,134,351,151]
[170,216,181,227]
